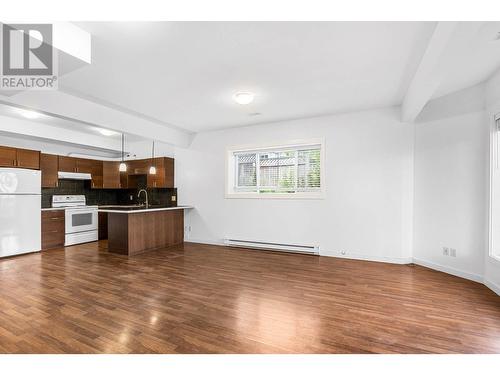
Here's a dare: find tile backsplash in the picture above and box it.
[42,179,177,208]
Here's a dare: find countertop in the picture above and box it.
[41,207,65,211]
[98,205,193,214]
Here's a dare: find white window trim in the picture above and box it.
[489,111,500,263]
[225,138,326,199]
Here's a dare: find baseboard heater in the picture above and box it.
[224,238,319,255]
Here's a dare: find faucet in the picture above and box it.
[137,189,149,208]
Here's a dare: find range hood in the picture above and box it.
[58,171,92,180]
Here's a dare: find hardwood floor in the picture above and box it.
[0,241,499,353]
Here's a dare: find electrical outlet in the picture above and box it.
[450,248,456,257]
[443,247,449,256]
[171,195,177,202]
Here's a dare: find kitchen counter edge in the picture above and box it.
[97,206,194,214]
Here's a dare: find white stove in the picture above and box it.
[52,195,98,246]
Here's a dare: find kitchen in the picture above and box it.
[0,144,192,258]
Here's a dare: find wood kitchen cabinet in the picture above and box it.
[0,146,40,169]
[107,209,184,256]
[147,157,174,188]
[98,212,108,240]
[40,153,59,188]
[0,146,17,167]
[58,156,78,172]
[124,157,174,188]
[127,159,149,175]
[41,210,65,250]
[16,148,40,169]
[102,161,122,188]
[1,144,175,189]
[58,156,103,188]
[90,160,103,189]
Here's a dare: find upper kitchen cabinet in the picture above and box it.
[58,156,78,172]
[40,153,59,188]
[0,146,40,169]
[103,161,122,189]
[90,160,103,189]
[147,157,174,188]
[16,149,40,169]
[0,146,17,167]
[127,159,149,175]
[78,158,103,189]
[58,156,103,188]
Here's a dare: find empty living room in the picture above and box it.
[0,0,499,373]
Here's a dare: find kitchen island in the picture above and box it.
[98,206,193,256]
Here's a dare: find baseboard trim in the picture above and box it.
[322,251,413,264]
[185,238,225,247]
[412,257,483,283]
[484,279,500,296]
[187,239,411,264]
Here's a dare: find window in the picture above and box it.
[226,139,324,198]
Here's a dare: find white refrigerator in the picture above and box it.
[0,168,41,258]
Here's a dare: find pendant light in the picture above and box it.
[119,133,127,172]
[149,140,156,175]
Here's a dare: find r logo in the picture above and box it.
[2,24,53,76]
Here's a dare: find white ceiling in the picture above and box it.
[61,22,438,132]
[3,21,500,139]
[432,21,500,99]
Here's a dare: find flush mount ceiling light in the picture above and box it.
[98,128,118,136]
[16,108,40,119]
[119,133,127,172]
[233,92,255,105]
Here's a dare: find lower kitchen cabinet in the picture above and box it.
[98,212,108,240]
[41,210,65,250]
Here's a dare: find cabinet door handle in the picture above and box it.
[50,217,62,221]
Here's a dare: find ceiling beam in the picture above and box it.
[401,22,459,123]
[0,90,194,148]
[0,114,122,153]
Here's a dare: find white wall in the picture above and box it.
[413,105,487,282]
[412,85,488,283]
[176,107,415,263]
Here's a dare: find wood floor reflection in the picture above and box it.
[0,241,499,353]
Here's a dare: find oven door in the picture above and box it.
[65,208,98,234]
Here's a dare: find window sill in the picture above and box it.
[225,192,325,200]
